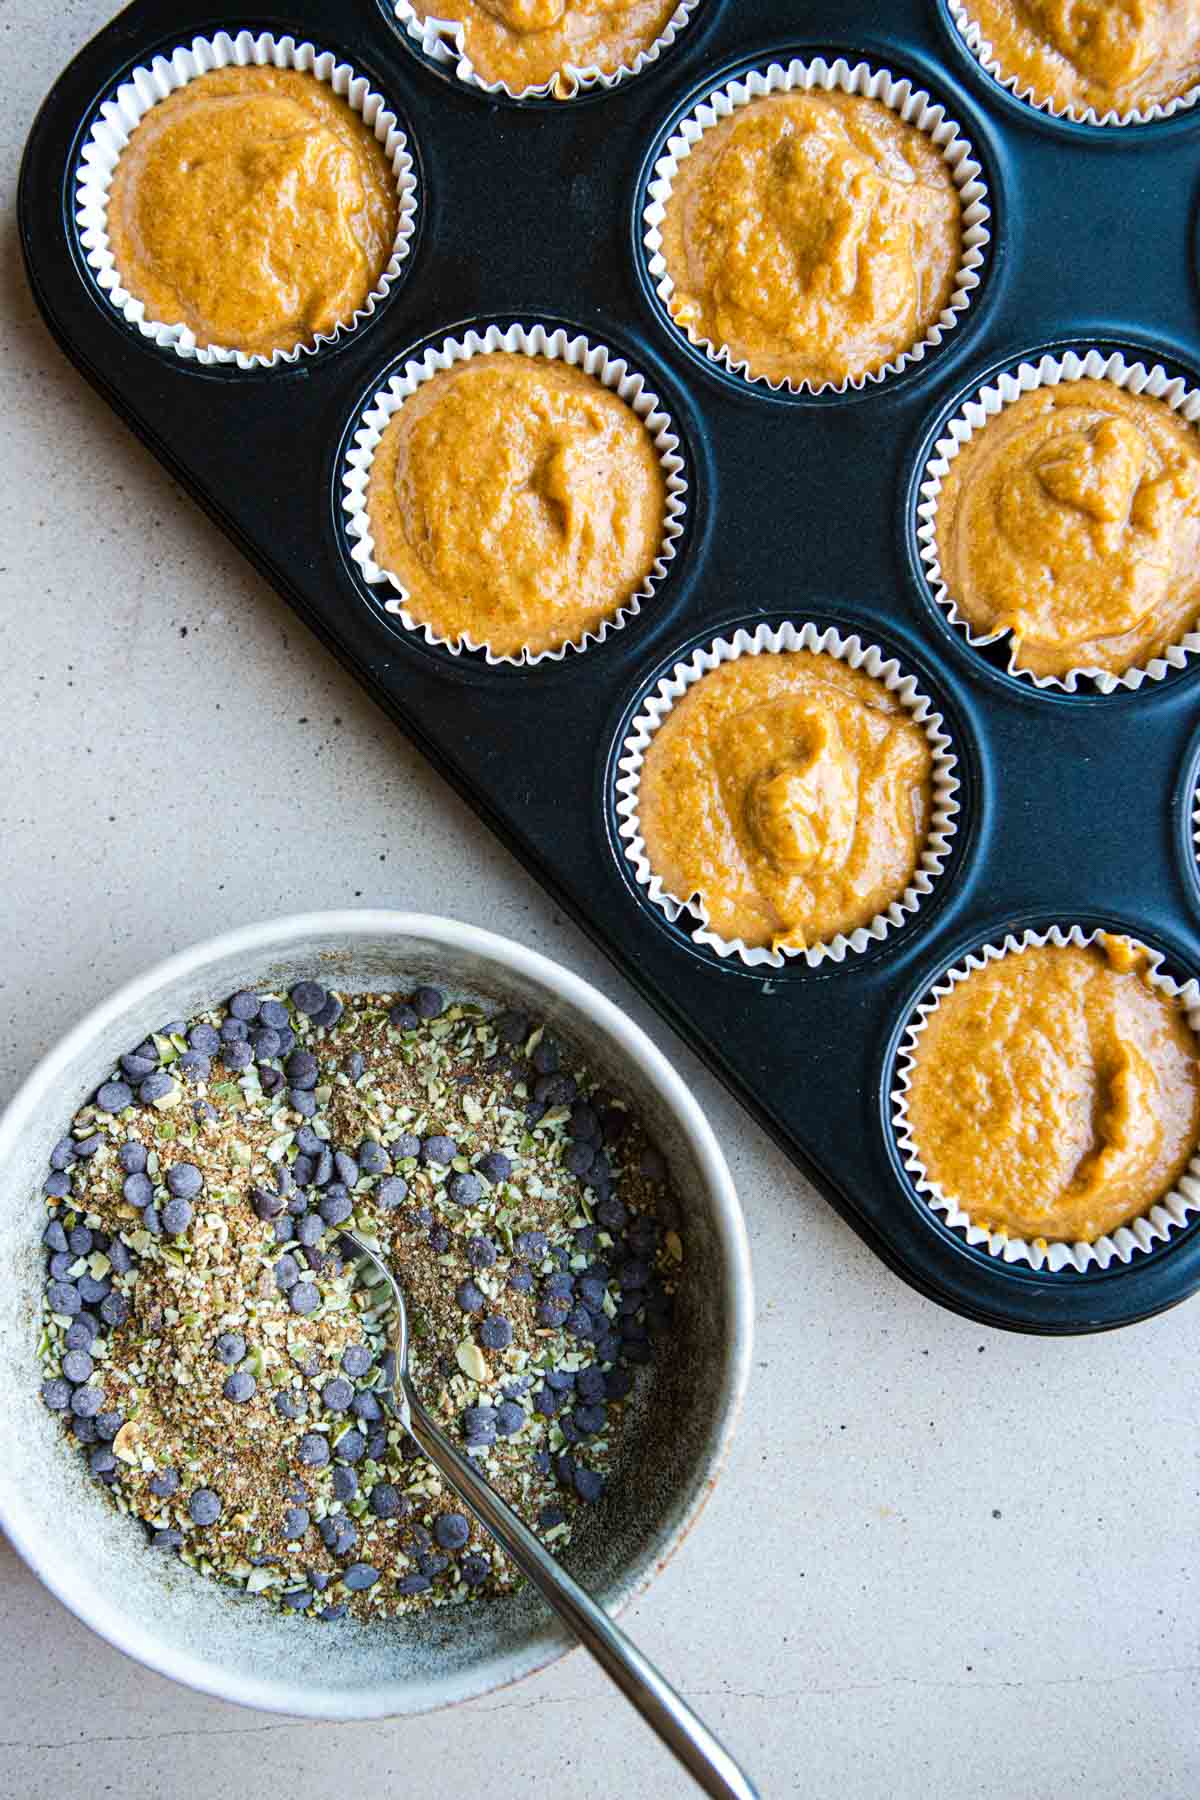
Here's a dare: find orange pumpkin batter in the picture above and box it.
[935,380,1200,680]
[905,935,1200,1244]
[958,0,1200,115]
[365,354,667,658]
[406,0,681,91]
[107,67,399,357]
[658,90,963,388]
[637,652,933,952]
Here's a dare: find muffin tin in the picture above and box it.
[19,0,1200,1333]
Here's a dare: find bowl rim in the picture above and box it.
[0,909,754,1719]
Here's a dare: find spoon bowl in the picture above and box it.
[0,912,753,1718]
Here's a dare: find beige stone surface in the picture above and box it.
[0,7,1197,1796]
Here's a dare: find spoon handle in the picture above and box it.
[404,1389,758,1800]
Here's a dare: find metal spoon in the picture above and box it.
[341,1229,758,1800]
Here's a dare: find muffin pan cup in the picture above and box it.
[613,618,961,968]
[639,50,993,397]
[912,344,1200,694]
[940,0,1200,131]
[891,921,1200,1273]
[339,320,689,666]
[389,0,705,103]
[19,0,1200,1332]
[75,30,421,370]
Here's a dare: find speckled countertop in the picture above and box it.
[1,6,1197,1796]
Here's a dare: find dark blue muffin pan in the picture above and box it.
[20,0,1200,1332]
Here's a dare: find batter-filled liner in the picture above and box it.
[891,922,1200,1273]
[916,348,1200,694]
[75,32,419,371]
[642,55,992,397]
[340,323,688,668]
[945,0,1200,128]
[614,620,960,970]
[391,0,702,101]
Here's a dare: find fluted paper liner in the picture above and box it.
[391,0,701,101]
[916,347,1200,693]
[340,322,688,667]
[642,55,992,396]
[945,0,1200,128]
[75,32,419,370]
[892,923,1200,1273]
[614,620,961,969]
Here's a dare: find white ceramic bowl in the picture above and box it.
[0,912,752,1718]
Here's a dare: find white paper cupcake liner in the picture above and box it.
[642,55,992,397]
[916,347,1200,694]
[945,0,1200,128]
[614,620,961,969]
[391,0,701,101]
[340,322,688,667]
[892,923,1200,1273]
[75,32,420,371]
